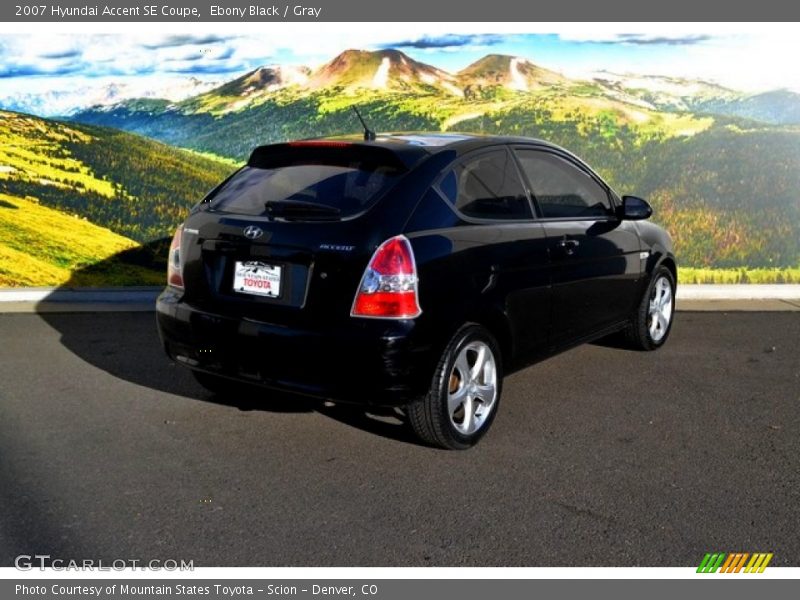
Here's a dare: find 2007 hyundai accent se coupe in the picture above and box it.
[156,133,676,449]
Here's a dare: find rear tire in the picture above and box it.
[407,324,502,450]
[625,265,676,351]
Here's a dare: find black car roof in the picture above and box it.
[249,132,567,170]
[331,132,562,155]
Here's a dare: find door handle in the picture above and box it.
[557,239,580,255]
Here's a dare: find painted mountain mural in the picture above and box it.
[2,48,800,286]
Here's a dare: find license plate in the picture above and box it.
[233,261,282,298]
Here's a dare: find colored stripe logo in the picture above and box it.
[697,552,773,573]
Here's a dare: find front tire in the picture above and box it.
[626,266,676,350]
[407,324,502,450]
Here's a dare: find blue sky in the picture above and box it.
[0,28,797,97]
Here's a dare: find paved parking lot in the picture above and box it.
[0,311,798,566]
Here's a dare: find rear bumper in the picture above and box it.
[155,288,436,406]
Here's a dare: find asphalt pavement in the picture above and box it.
[0,311,798,567]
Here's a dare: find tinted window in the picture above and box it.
[516,150,612,219]
[208,147,404,218]
[439,149,531,220]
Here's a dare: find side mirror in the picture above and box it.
[619,195,653,221]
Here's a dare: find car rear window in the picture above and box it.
[207,143,407,219]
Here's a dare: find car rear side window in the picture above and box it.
[207,145,406,219]
[515,150,612,219]
[439,149,532,220]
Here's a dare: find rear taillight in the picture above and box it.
[351,235,421,319]
[167,226,184,289]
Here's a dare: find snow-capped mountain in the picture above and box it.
[0,76,221,117]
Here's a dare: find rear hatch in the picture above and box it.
[179,141,411,325]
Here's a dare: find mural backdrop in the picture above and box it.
[1,31,799,286]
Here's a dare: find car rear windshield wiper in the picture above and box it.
[265,199,342,221]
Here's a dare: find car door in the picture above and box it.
[513,147,641,347]
[427,147,552,359]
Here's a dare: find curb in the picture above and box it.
[0,287,161,313]
[676,284,800,300]
[677,299,800,312]
[0,286,162,303]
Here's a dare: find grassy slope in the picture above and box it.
[0,193,162,287]
[0,110,235,242]
[0,111,115,197]
[0,110,237,287]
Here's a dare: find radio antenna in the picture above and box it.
[352,107,376,141]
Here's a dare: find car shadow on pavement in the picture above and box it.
[590,331,638,351]
[34,242,423,447]
[188,385,416,445]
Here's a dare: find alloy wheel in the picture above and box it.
[648,275,674,342]
[447,341,498,435]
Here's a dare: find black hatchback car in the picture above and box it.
[157,133,676,449]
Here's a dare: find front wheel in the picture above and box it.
[407,324,502,450]
[625,266,676,350]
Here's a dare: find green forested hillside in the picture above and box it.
[697,90,800,125]
[73,91,444,159]
[456,106,800,268]
[0,110,235,286]
[0,192,163,287]
[73,82,714,163]
[0,110,235,243]
[636,128,800,268]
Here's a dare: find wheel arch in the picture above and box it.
[464,305,515,369]
[645,246,678,284]
[660,255,678,283]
